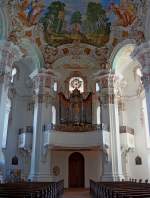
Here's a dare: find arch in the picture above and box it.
[69,152,84,188]
[110,39,136,73]
[19,39,44,72]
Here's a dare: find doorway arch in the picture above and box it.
[69,152,84,188]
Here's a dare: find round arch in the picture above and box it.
[19,38,44,72]
[110,39,137,73]
[68,152,85,188]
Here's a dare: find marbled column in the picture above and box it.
[29,72,53,181]
[98,73,124,181]
[0,41,22,182]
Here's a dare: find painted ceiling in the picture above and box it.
[16,0,143,47]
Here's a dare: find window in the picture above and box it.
[96,82,100,92]
[135,156,142,165]
[136,68,142,77]
[69,77,84,93]
[11,67,17,83]
[142,97,149,136]
[52,106,56,125]
[12,156,18,165]
[53,82,57,92]
[97,106,101,125]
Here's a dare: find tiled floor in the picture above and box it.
[63,188,91,198]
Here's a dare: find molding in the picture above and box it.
[120,126,134,135]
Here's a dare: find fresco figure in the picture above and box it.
[18,0,44,26]
[111,1,136,27]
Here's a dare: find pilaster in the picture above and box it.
[98,73,124,181]
[29,71,53,181]
[0,41,22,182]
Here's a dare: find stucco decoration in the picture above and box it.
[19,38,44,70]
[6,2,146,45]
[131,41,150,89]
[2,0,146,72]
[0,40,23,70]
[12,0,145,46]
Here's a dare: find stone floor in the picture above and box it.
[63,188,91,198]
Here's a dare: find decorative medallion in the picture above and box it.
[53,166,60,176]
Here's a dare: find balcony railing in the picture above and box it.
[18,126,33,151]
[42,123,104,132]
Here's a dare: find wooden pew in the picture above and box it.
[0,180,64,198]
[90,180,150,198]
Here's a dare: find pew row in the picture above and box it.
[90,180,150,198]
[0,180,64,198]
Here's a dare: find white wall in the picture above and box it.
[122,95,150,180]
[51,150,102,188]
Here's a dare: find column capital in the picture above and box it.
[30,70,55,103]
[98,73,126,104]
[32,72,52,92]
[0,41,23,70]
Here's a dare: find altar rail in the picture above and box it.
[90,180,150,198]
[0,180,64,198]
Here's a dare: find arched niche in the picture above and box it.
[135,156,142,165]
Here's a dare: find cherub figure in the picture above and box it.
[18,0,44,26]
[111,0,136,27]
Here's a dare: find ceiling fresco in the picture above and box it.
[1,0,145,71]
[15,0,144,47]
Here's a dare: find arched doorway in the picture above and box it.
[69,152,84,188]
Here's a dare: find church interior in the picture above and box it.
[0,0,150,197]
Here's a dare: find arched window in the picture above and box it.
[135,156,142,165]
[96,82,100,92]
[12,156,18,165]
[11,67,17,83]
[53,82,57,92]
[97,106,101,125]
[69,77,84,93]
[52,106,56,125]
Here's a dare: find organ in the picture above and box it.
[58,88,92,126]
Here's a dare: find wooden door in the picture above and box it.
[69,152,84,188]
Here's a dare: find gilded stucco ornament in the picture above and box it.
[3,0,146,70]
